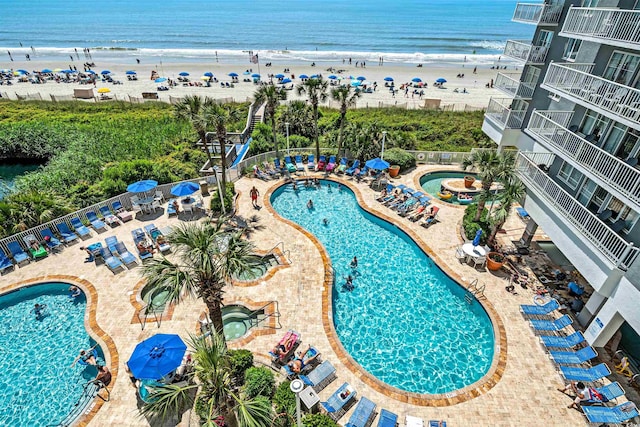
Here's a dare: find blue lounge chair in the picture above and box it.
[516,207,530,221]
[283,346,321,379]
[550,346,597,365]
[7,241,30,265]
[284,156,297,172]
[583,381,625,405]
[274,158,284,173]
[40,228,62,251]
[100,247,125,273]
[530,314,573,331]
[540,331,585,349]
[144,223,171,253]
[307,155,315,170]
[560,363,611,382]
[85,211,107,231]
[582,402,638,424]
[132,228,153,261]
[320,382,357,421]
[520,299,559,316]
[295,155,305,171]
[0,249,15,273]
[167,198,177,217]
[56,221,80,242]
[429,422,447,427]
[111,200,133,222]
[345,159,360,175]
[70,217,92,238]
[300,360,336,392]
[114,241,138,267]
[99,206,120,227]
[105,236,118,252]
[377,409,398,427]
[346,397,376,427]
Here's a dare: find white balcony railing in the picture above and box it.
[503,40,550,64]
[512,2,564,25]
[561,7,640,49]
[542,62,640,127]
[516,152,639,270]
[494,72,535,99]
[526,110,640,208]
[485,98,528,129]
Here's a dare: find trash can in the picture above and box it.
[199,180,209,196]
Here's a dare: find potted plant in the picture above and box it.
[388,165,401,178]
[464,175,476,188]
[486,252,505,271]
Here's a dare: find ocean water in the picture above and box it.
[0,0,532,65]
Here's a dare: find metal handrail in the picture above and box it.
[137,302,163,330]
[247,300,282,330]
[264,241,293,265]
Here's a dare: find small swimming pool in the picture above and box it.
[271,181,495,395]
[419,171,478,205]
[232,254,279,281]
[222,304,262,340]
[141,284,171,313]
[0,282,103,426]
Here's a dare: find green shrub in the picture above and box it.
[384,147,416,172]
[210,182,235,214]
[273,381,296,415]
[462,203,490,243]
[302,413,338,427]
[243,366,275,399]
[227,349,253,385]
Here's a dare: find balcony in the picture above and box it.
[541,62,640,129]
[503,40,549,64]
[525,110,640,209]
[512,2,564,25]
[560,7,640,50]
[484,98,528,130]
[494,72,535,99]
[516,152,639,271]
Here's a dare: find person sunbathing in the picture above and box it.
[272,334,297,358]
[288,346,320,373]
[406,204,427,219]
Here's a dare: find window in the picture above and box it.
[603,52,640,86]
[615,129,640,160]
[534,30,554,48]
[563,39,582,62]
[580,111,611,142]
[582,0,599,6]
[557,162,583,189]
[523,66,541,85]
[602,123,627,154]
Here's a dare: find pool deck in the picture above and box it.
[0,164,618,426]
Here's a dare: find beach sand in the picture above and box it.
[1,58,517,109]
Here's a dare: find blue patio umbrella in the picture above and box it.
[299,74,309,79]
[251,73,260,78]
[86,70,96,75]
[228,72,238,77]
[170,181,199,197]
[62,69,75,73]
[472,229,483,247]
[328,75,337,80]
[125,70,137,75]
[204,72,214,77]
[179,72,190,76]
[310,74,319,79]
[383,76,394,81]
[128,334,187,380]
[41,68,53,73]
[155,77,167,83]
[350,80,361,86]
[17,69,29,74]
[100,70,111,75]
[365,158,390,170]
[127,179,158,193]
[275,73,285,78]
[356,76,366,81]
[280,78,292,84]
[436,78,447,83]
[412,77,422,83]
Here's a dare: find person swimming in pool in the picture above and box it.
[69,286,82,299]
[71,344,98,367]
[343,275,354,291]
[350,256,358,269]
[32,303,47,320]
[307,199,314,209]
[322,218,329,226]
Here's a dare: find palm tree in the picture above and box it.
[280,100,314,138]
[174,95,215,172]
[462,150,515,221]
[204,103,241,195]
[253,85,287,158]
[141,221,256,336]
[296,77,329,160]
[330,85,361,157]
[488,176,525,243]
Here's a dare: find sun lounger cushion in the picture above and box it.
[560,363,611,382]
[7,241,30,264]
[345,397,376,427]
[377,410,398,427]
[0,250,14,273]
[540,331,585,349]
[520,299,559,316]
[582,402,638,424]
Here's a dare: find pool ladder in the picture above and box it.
[137,302,163,330]
[266,241,292,265]
[465,278,485,304]
[247,300,282,330]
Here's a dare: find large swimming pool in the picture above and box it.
[271,181,494,395]
[0,282,102,426]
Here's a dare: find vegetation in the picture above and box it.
[383,147,416,172]
[228,349,254,385]
[273,381,296,416]
[296,77,329,160]
[462,203,490,244]
[243,367,275,400]
[302,413,338,427]
[330,85,360,157]
[210,182,236,215]
[254,85,287,158]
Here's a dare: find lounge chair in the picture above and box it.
[516,207,530,221]
[326,156,337,172]
[274,158,285,174]
[307,155,315,171]
[420,206,440,228]
[85,211,107,232]
[105,236,118,251]
[100,247,125,273]
[24,235,48,259]
[132,228,153,261]
[0,249,15,274]
[582,402,638,424]
[559,363,611,382]
[320,382,357,421]
[70,217,92,239]
[583,381,625,405]
[283,346,321,379]
[40,228,63,251]
[345,397,377,427]
[144,223,171,253]
[111,200,133,222]
[55,222,80,243]
[550,346,597,365]
[299,360,337,392]
[406,415,424,427]
[428,422,447,427]
[520,299,559,317]
[336,157,348,174]
[377,409,398,427]
[99,206,120,227]
[284,156,297,173]
[345,159,360,175]
[295,155,305,171]
[540,331,586,349]
[167,198,178,217]
[269,330,301,366]
[8,241,31,265]
[529,314,573,331]
[114,242,138,267]
[316,155,327,171]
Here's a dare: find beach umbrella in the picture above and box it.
[228,72,238,77]
[62,69,75,74]
[155,77,167,83]
[310,74,319,79]
[328,75,337,80]
[436,78,447,83]
[356,76,366,81]
[127,179,158,193]
[243,71,250,75]
[203,72,214,77]
[179,72,189,76]
[275,73,285,78]
[125,70,137,75]
[128,334,187,380]
[251,73,260,78]
[97,88,111,93]
[472,229,483,247]
[100,70,111,75]
[280,78,292,84]
[86,70,96,75]
[412,77,422,83]
[170,181,199,197]
[17,69,29,74]
[299,74,308,79]
[384,76,394,81]
[350,80,361,86]
[365,158,390,170]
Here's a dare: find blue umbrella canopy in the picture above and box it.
[62,69,75,73]
[365,158,390,170]
[128,334,187,380]
[127,179,158,193]
[170,181,199,197]
[155,77,167,83]
[41,68,53,73]
[299,74,309,79]
[412,77,422,83]
[86,70,96,75]
[310,74,319,79]
[350,80,361,86]
[251,73,260,78]
[280,78,292,84]
[275,73,285,78]
[356,76,366,81]
[17,69,29,74]
[179,72,189,76]
[328,75,337,80]
[100,70,111,75]
[436,78,447,83]
[125,70,137,75]
[203,72,214,77]
[383,76,394,81]
[472,229,483,247]
[228,72,238,77]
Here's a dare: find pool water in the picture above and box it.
[141,284,171,313]
[222,305,262,340]
[271,181,494,395]
[0,282,102,426]
[420,171,478,205]
[232,254,279,281]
